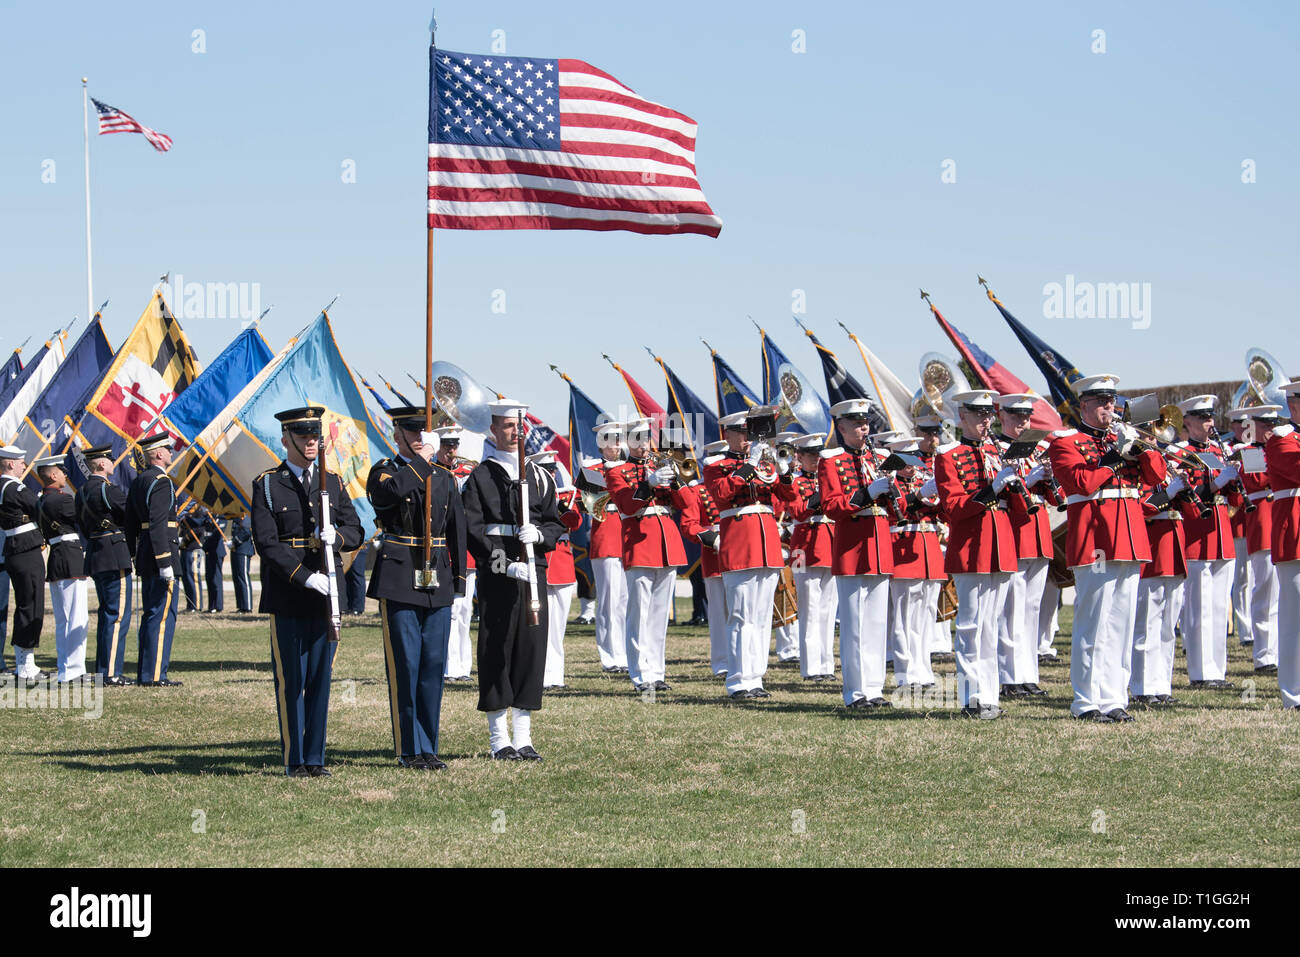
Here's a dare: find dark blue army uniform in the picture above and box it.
[125,445,183,686]
[75,453,135,683]
[366,409,467,768]
[251,408,363,776]
[201,514,227,612]
[179,512,204,611]
[1,471,47,665]
[344,541,368,614]
[231,514,254,613]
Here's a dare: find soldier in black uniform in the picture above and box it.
[179,509,204,612]
[366,406,466,770]
[35,455,90,683]
[76,445,136,684]
[201,512,227,612]
[252,406,363,778]
[461,400,564,761]
[230,512,255,613]
[125,433,184,687]
[1,446,47,682]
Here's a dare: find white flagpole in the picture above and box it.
[82,78,94,327]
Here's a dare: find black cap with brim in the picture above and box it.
[275,406,326,435]
[387,405,429,432]
[137,433,173,454]
[82,445,114,460]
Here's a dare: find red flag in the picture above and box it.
[606,357,666,429]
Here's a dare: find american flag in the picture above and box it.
[428,49,720,236]
[91,98,173,153]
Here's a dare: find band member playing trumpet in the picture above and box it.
[914,412,956,661]
[1265,382,1300,710]
[705,407,799,700]
[786,433,836,682]
[678,439,729,677]
[585,422,628,673]
[884,435,941,689]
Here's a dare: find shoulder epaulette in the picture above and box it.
[935,441,960,454]
[1051,429,1078,438]
[819,448,840,459]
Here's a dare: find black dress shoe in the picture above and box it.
[1000,683,1026,698]
[686,616,707,626]
[287,765,312,778]
[1074,709,1115,723]
[155,678,184,687]
[601,665,619,673]
[750,688,771,698]
[1207,679,1234,689]
[1188,679,1209,688]
[105,675,134,686]
[398,756,431,769]
[1038,653,1059,665]
[1255,664,1279,675]
[729,689,756,700]
[515,745,543,762]
[492,746,521,761]
[653,680,672,691]
[419,753,448,770]
[634,683,653,694]
[1157,694,1177,705]
[867,696,889,708]
[1106,708,1135,723]
[306,765,332,777]
[1022,683,1048,696]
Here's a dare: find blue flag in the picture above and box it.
[987,292,1085,426]
[161,327,274,442]
[359,373,392,412]
[0,350,22,395]
[654,354,719,461]
[706,344,760,419]
[559,372,608,477]
[0,340,50,412]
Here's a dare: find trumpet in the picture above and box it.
[646,445,699,482]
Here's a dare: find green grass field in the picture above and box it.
[3,603,1297,867]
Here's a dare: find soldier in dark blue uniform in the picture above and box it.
[230,512,255,613]
[76,445,136,685]
[125,433,184,687]
[344,540,368,615]
[178,509,204,612]
[366,406,466,770]
[201,512,227,612]
[36,455,90,683]
[251,406,363,779]
[0,445,48,682]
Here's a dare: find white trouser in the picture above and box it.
[1249,550,1279,668]
[953,572,1011,707]
[1070,560,1140,716]
[999,557,1048,685]
[930,611,953,655]
[593,557,628,669]
[773,621,798,660]
[1039,578,1061,656]
[1131,576,1184,697]
[704,575,729,674]
[446,569,476,678]
[836,574,891,705]
[624,567,673,687]
[1183,558,1233,682]
[51,578,89,682]
[1273,560,1300,708]
[794,566,836,678]
[889,578,937,687]
[1231,537,1252,642]
[544,581,576,687]
[723,568,777,694]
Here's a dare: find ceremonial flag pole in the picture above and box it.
[82,78,94,327]
[418,9,439,590]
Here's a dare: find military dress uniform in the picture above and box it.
[583,442,629,672]
[0,448,46,680]
[1237,412,1279,673]
[1264,386,1300,709]
[440,433,478,680]
[786,435,837,681]
[126,435,185,686]
[886,441,943,689]
[201,514,227,612]
[677,456,729,676]
[366,408,466,768]
[179,511,204,611]
[1227,411,1255,646]
[535,453,581,688]
[76,453,136,682]
[230,514,255,613]
[254,407,365,775]
[37,459,90,683]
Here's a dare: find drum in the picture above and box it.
[773,565,799,626]
[936,577,958,622]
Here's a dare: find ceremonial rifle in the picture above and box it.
[316,443,342,644]
[517,410,541,626]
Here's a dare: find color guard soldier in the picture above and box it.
[79,447,138,684]
[531,450,582,688]
[935,390,1021,719]
[786,433,836,682]
[201,513,227,612]
[705,407,799,699]
[462,399,563,759]
[0,445,46,682]
[678,439,729,677]
[819,398,903,709]
[435,424,476,681]
[605,416,688,694]
[1048,374,1164,722]
[1238,406,1280,676]
[230,512,255,613]
[179,509,204,612]
[126,433,184,687]
[584,421,629,673]
[884,435,941,689]
[366,406,465,770]
[1171,395,1242,689]
[253,406,363,777]
[35,455,89,683]
[1264,381,1300,710]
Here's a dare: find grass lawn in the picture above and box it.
[2,602,1297,867]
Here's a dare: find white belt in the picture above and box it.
[605,504,620,512]
[1149,511,1182,522]
[1065,488,1140,505]
[890,523,938,534]
[853,506,888,518]
[624,506,671,519]
[48,533,81,545]
[484,524,518,537]
[719,505,774,520]
[1274,487,1300,500]
[793,516,835,526]
[1248,490,1272,502]
[5,522,37,536]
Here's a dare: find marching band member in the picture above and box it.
[1239,406,1280,676]
[1048,374,1164,722]
[819,399,902,709]
[786,433,836,682]
[677,439,729,677]
[935,390,1020,719]
[75,445,135,684]
[884,435,941,689]
[1172,395,1242,689]
[1226,409,1255,646]
[530,450,582,689]
[993,393,1056,698]
[604,417,687,694]
[35,456,89,684]
[914,414,955,661]
[1265,382,1300,710]
[705,407,799,700]
[586,422,629,673]
[435,424,477,682]
[770,430,802,665]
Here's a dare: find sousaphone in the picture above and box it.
[1244,347,1288,408]
[428,360,495,434]
[917,352,972,425]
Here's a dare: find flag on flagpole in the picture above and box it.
[381,375,413,407]
[556,369,609,477]
[359,373,393,412]
[0,332,69,445]
[605,356,667,428]
[91,97,173,152]
[704,343,760,419]
[758,327,831,435]
[797,322,896,435]
[983,287,1084,426]
[0,350,22,393]
[428,48,720,236]
[651,353,719,464]
[838,324,915,434]
[929,302,1063,431]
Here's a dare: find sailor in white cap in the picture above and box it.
[0,445,47,681]
[1265,382,1300,709]
[584,421,629,673]
[434,424,477,682]
[1236,407,1281,676]
[1170,394,1242,689]
[34,455,89,683]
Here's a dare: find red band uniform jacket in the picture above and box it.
[703,453,799,573]
[935,437,1019,575]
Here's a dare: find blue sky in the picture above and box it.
[1,1,1296,429]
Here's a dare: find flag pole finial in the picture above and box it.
[258,306,273,321]
[749,317,763,335]
[977,275,989,291]
[793,315,811,336]
[701,337,715,354]
[321,294,340,316]
[919,288,931,304]
[644,345,658,362]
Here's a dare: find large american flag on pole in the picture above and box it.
[91,97,173,153]
[428,49,721,236]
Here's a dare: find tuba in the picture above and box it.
[1244,347,1289,409]
[917,353,972,425]
[428,360,495,434]
[773,361,831,434]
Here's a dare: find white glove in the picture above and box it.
[305,572,331,595]
[1025,464,1047,487]
[1114,422,1140,444]
[746,444,764,467]
[776,455,791,476]
[992,466,1021,494]
[867,476,892,499]
[1213,465,1239,490]
[1166,476,1186,497]
[159,565,175,581]
[652,465,676,487]
[419,431,440,451]
[918,478,938,498]
[506,561,536,583]
[318,523,337,546]
[517,523,541,545]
